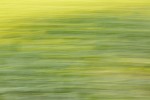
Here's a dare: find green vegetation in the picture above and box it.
[0,0,150,100]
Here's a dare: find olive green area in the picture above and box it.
[0,8,150,100]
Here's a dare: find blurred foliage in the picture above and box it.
[0,0,150,100]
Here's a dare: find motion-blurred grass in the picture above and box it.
[0,0,150,100]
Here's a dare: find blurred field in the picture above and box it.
[0,0,150,100]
